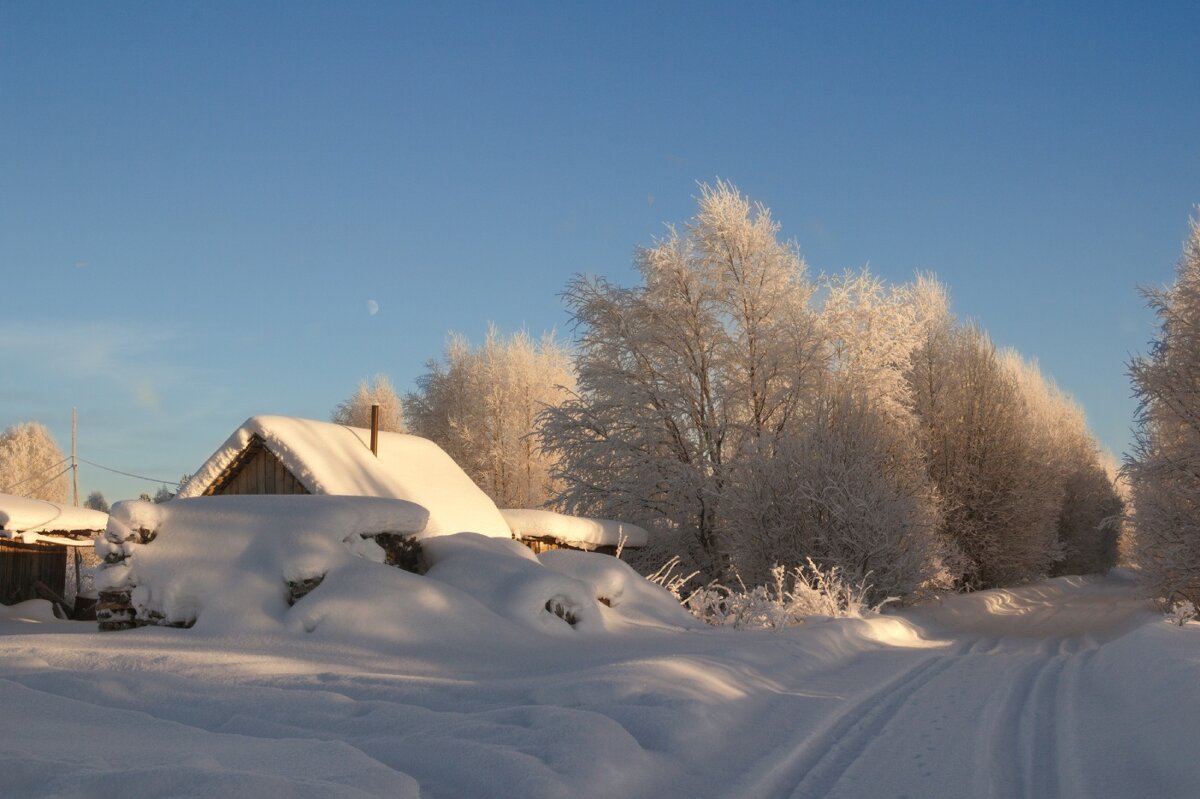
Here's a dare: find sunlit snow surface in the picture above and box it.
[2,572,1192,799]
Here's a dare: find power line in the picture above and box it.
[0,457,71,494]
[20,465,74,499]
[78,457,183,487]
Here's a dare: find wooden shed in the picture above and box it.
[0,493,107,607]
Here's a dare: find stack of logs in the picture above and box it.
[95,525,155,631]
[98,527,425,631]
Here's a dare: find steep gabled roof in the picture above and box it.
[177,416,512,539]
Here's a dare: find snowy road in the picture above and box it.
[721,576,1155,799]
[1,573,1195,799]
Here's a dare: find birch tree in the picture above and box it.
[539,181,823,579]
[332,374,406,432]
[1127,212,1200,601]
[408,326,575,509]
[907,325,1064,587]
[0,421,68,503]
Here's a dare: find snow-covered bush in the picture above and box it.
[649,557,884,628]
[1166,598,1196,626]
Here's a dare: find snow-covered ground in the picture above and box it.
[0,571,1192,798]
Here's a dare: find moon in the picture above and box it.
[367,299,379,316]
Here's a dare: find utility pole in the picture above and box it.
[71,407,79,507]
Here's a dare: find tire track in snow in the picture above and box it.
[722,649,962,799]
[975,636,1101,799]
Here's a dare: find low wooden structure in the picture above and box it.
[499,509,647,558]
[0,493,108,613]
[0,539,67,604]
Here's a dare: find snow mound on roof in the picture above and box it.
[0,493,107,544]
[501,508,648,549]
[177,415,512,539]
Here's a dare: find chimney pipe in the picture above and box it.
[370,404,380,457]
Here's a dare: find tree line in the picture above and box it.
[7,186,1189,608]
[340,182,1124,601]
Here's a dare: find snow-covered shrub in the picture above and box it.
[650,557,884,629]
[1166,598,1196,626]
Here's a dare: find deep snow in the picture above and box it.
[0,571,1192,798]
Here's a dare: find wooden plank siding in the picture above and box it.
[0,539,67,605]
[205,436,309,496]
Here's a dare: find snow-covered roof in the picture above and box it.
[0,493,108,546]
[500,509,648,550]
[177,416,513,539]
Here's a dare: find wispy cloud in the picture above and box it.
[0,321,174,377]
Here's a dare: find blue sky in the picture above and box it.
[2,1,1198,502]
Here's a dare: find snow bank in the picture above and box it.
[423,533,607,633]
[0,492,107,544]
[538,548,698,630]
[501,508,648,549]
[177,415,513,538]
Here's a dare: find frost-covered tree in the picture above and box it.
[1127,212,1200,601]
[539,181,823,579]
[819,270,951,424]
[408,326,575,509]
[84,490,109,513]
[332,374,405,432]
[726,388,956,599]
[907,325,1065,588]
[1002,352,1122,577]
[0,421,68,502]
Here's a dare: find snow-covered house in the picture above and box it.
[177,416,513,540]
[0,493,107,607]
[178,416,647,555]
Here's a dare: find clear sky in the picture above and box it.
[2,1,1198,502]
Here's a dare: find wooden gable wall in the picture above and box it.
[204,436,310,496]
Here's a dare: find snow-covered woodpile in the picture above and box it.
[95,495,430,631]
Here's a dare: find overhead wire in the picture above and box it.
[0,456,71,493]
[78,457,182,487]
[19,465,74,499]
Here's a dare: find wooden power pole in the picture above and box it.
[71,407,79,507]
